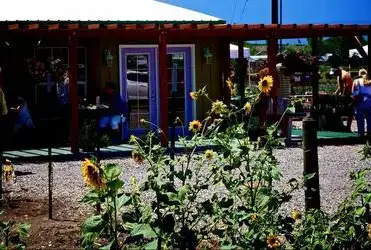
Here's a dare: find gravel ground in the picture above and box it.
[4,145,370,217]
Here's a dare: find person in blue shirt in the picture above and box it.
[352,69,371,136]
[99,82,127,142]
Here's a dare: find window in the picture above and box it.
[126,54,150,129]
[167,52,186,124]
[34,47,87,104]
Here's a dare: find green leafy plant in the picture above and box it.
[0,214,30,250]
[80,76,371,249]
[79,120,111,152]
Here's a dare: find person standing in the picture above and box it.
[352,69,371,136]
[331,67,354,131]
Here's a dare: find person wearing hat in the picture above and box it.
[352,69,371,136]
[331,67,354,131]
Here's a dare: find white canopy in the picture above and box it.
[349,45,368,58]
[0,0,223,23]
[230,44,250,59]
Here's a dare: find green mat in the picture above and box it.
[291,129,359,139]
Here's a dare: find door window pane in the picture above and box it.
[126,54,150,129]
[167,52,185,125]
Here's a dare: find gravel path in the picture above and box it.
[4,145,370,217]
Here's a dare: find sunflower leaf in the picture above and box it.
[81,191,100,205]
[108,179,124,192]
[116,195,131,211]
[83,215,105,233]
[145,239,158,250]
[104,164,122,181]
[131,223,157,239]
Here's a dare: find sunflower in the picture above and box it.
[3,159,15,183]
[204,150,214,161]
[190,91,199,101]
[189,120,202,133]
[211,100,228,115]
[291,208,301,221]
[230,88,237,96]
[226,78,233,89]
[266,233,281,249]
[132,150,144,164]
[251,213,258,222]
[129,135,137,143]
[243,102,252,114]
[81,158,105,189]
[258,75,274,95]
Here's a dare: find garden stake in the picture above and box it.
[303,117,320,210]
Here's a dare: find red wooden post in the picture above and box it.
[268,37,278,115]
[158,31,168,146]
[69,33,79,153]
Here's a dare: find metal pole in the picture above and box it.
[170,63,178,182]
[311,36,319,120]
[303,117,320,210]
[279,0,283,52]
[96,115,101,164]
[271,0,279,24]
[47,72,53,219]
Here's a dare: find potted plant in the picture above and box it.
[79,120,111,152]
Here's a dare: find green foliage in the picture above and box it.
[81,84,371,249]
[0,216,30,250]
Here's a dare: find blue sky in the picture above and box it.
[161,0,371,24]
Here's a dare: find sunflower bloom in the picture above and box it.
[244,102,252,114]
[3,159,15,183]
[190,91,199,101]
[204,150,214,161]
[226,78,233,89]
[189,120,202,133]
[211,100,228,115]
[258,75,274,95]
[291,208,301,221]
[129,135,137,143]
[230,88,237,96]
[132,150,144,164]
[251,213,258,222]
[81,159,105,189]
[266,233,281,249]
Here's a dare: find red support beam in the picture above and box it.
[158,31,168,146]
[268,37,278,115]
[48,24,60,30]
[69,33,79,153]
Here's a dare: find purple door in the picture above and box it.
[120,47,157,138]
[120,46,193,139]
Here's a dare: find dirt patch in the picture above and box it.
[0,199,88,249]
